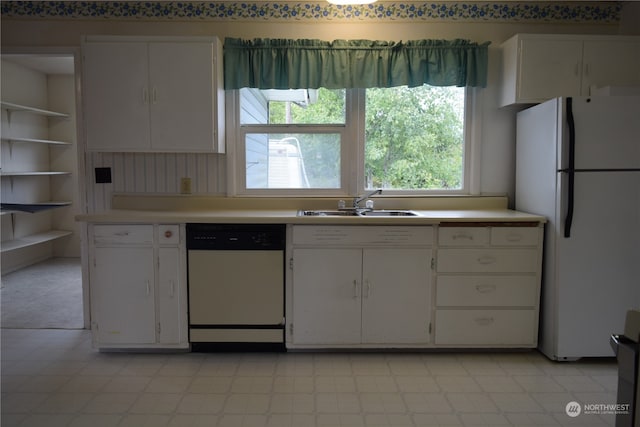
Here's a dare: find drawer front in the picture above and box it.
[292,226,433,246]
[437,248,539,273]
[435,310,537,346]
[92,224,153,245]
[436,276,538,307]
[490,227,539,246]
[438,227,488,246]
[158,224,180,245]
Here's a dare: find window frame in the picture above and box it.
[228,87,477,197]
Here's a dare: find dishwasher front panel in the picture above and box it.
[188,250,284,326]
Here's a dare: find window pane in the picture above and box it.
[246,133,341,189]
[365,86,465,190]
[240,88,345,125]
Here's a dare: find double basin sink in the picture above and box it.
[298,209,419,217]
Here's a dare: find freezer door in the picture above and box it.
[558,96,640,170]
[515,98,561,218]
[554,170,640,358]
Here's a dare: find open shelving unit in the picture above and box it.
[1,100,73,261]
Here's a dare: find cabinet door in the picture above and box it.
[92,247,155,344]
[292,248,361,344]
[157,247,184,345]
[518,38,583,101]
[361,249,431,344]
[148,42,216,152]
[83,42,151,151]
[582,40,640,94]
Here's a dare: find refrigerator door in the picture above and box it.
[554,170,640,358]
[559,96,640,171]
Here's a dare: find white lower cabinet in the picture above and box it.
[434,224,543,348]
[89,224,188,350]
[93,245,156,344]
[435,310,538,346]
[289,226,433,348]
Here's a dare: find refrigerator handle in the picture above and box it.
[564,97,576,238]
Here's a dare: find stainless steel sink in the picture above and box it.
[297,209,418,217]
[358,210,418,217]
[297,209,360,216]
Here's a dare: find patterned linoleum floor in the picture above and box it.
[1,328,620,427]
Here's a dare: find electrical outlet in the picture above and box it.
[180,177,192,194]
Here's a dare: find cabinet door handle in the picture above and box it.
[475,284,496,294]
[145,280,150,296]
[152,87,158,104]
[169,280,175,298]
[142,87,149,104]
[365,279,371,298]
[477,255,497,265]
[474,317,494,326]
[352,280,358,299]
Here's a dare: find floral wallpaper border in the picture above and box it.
[1,1,621,23]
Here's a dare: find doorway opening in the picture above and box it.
[1,53,84,329]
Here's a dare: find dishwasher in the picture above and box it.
[186,224,286,351]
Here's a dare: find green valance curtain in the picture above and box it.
[224,38,490,90]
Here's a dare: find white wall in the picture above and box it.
[1,12,630,209]
[1,60,80,272]
[48,74,81,257]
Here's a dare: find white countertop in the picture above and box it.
[76,208,545,225]
[76,194,546,224]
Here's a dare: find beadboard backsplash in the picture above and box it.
[86,152,226,212]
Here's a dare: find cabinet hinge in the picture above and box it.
[289,257,294,270]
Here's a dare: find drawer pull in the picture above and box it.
[164,230,173,239]
[475,284,496,294]
[474,317,494,326]
[505,234,523,242]
[477,255,497,265]
[453,233,474,241]
[114,231,130,237]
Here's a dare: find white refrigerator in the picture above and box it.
[515,96,640,361]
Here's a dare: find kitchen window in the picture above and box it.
[233,85,470,195]
[224,37,488,196]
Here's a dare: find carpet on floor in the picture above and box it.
[1,257,83,329]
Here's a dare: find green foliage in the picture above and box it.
[365,86,464,190]
[269,89,345,124]
[266,86,464,190]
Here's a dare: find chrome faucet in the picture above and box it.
[353,189,382,209]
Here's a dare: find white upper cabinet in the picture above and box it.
[581,40,640,95]
[82,36,225,153]
[500,34,640,107]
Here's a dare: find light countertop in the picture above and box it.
[76,194,546,224]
